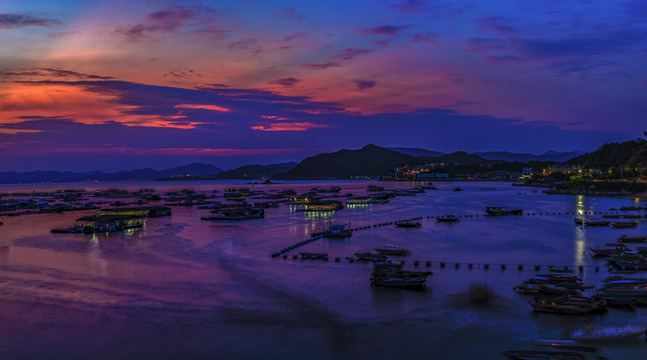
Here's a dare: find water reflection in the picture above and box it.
[576,195,585,216]
[574,227,585,267]
[88,234,107,277]
[574,195,586,266]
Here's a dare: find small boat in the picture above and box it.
[485,206,523,216]
[528,296,607,314]
[611,221,638,229]
[564,324,647,341]
[436,215,460,222]
[574,218,584,225]
[354,252,390,262]
[589,246,625,256]
[501,350,587,360]
[298,252,328,260]
[394,221,421,228]
[583,219,610,227]
[314,223,352,238]
[370,263,431,290]
[618,235,647,243]
[374,245,411,256]
[452,187,464,192]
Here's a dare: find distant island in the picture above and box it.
[0,136,645,186]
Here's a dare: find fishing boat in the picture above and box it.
[564,324,646,341]
[354,252,390,262]
[370,263,431,290]
[297,200,343,212]
[528,296,607,314]
[299,252,328,260]
[314,223,352,238]
[501,350,588,360]
[436,215,460,222]
[611,221,638,229]
[583,219,611,227]
[589,246,626,256]
[485,206,523,216]
[394,221,421,228]
[374,245,411,256]
[618,235,647,243]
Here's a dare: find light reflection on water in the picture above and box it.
[0,180,646,359]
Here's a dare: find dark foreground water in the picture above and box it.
[1,180,646,359]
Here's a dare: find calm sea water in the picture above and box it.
[0,180,646,359]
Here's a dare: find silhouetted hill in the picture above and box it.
[214,162,297,179]
[475,151,583,163]
[567,138,647,169]
[274,144,423,179]
[0,162,223,184]
[388,146,581,162]
[387,147,446,158]
[419,151,491,165]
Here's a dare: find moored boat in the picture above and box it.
[314,223,352,238]
[436,215,460,222]
[501,350,587,360]
[374,245,411,256]
[611,221,639,229]
[394,221,421,228]
[370,263,431,290]
[589,246,625,256]
[564,324,647,341]
[583,219,610,227]
[528,296,607,314]
[618,235,647,243]
[485,206,523,216]
[354,252,390,262]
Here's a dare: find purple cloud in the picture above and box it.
[411,33,438,44]
[269,78,301,87]
[301,62,342,69]
[390,0,428,14]
[0,13,62,29]
[478,17,515,36]
[112,6,215,42]
[276,8,305,24]
[362,25,413,36]
[372,40,391,47]
[354,79,376,90]
[163,68,201,79]
[331,48,374,60]
[484,55,524,63]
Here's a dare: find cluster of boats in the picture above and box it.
[514,274,607,314]
[598,276,647,308]
[589,238,647,271]
[485,206,523,216]
[313,223,352,238]
[575,218,640,228]
[355,244,411,263]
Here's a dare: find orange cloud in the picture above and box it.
[174,104,230,112]
[261,115,290,120]
[0,83,197,129]
[251,122,327,131]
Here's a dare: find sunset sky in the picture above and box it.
[1,0,645,171]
